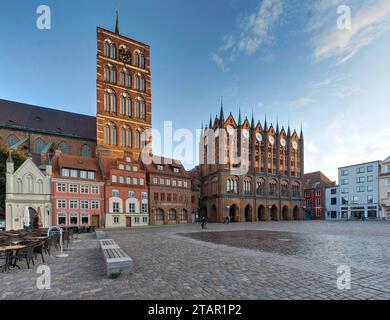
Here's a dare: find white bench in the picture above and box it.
[99,239,133,278]
[95,230,106,239]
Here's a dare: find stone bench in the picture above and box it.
[99,239,133,278]
[95,230,106,239]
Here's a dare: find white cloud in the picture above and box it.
[331,85,362,98]
[311,0,390,64]
[210,52,229,72]
[285,96,314,108]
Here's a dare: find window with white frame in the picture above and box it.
[142,217,148,223]
[133,178,138,185]
[119,164,124,170]
[129,203,135,213]
[153,177,158,184]
[112,189,119,197]
[91,186,99,195]
[142,192,148,199]
[173,168,180,173]
[178,180,183,187]
[58,213,66,225]
[69,184,78,193]
[316,199,321,206]
[88,172,95,180]
[57,183,66,192]
[133,166,138,172]
[367,185,373,192]
[367,176,373,182]
[80,185,89,194]
[81,200,89,209]
[61,168,70,177]
[81,214,89,225]
[113,202,120,213]
[172,180,177,187]
[184,181,188,188]
[57,200,66,209]
[113,216,120,224]
[80,171,87,179]
[119,176,124,184]
[157,165,164,171]
[70,169,78,178]
[141,203,148,213]
[166,179,171,186]
[160,178,165,185]
[112,175,117,183]
[126,177,131,184]
[140,178,144,185]
[134,217,140,223]
[69,200,78,209]
[129,191,135,198]
[126,165,131,171]
[91,200,99,209]
[70,213,78,225]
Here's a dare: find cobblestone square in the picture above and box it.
[1,221,390,300]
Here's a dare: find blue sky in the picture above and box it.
[1,0,389,181]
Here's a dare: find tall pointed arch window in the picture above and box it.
[126,71,132,88]
[120,69,126,86]
[111,91,117,113]
[34,138,45,153]
[127,96,132,116]
[81,145,92,157]
[112,125,117,146]
[105,125,111,145]
[111,42,117,59]
[127,128,132,148]
[59,142,70,155]
[121,128,126,146]
[7,135,19,147]
[104,92,110,111]
[120,95,125,114]
[135,130,141,149]
[105,65,110,82]
[135,99,140,118]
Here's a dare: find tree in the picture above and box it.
[0,147,27,216]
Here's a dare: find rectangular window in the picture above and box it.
[57,183,66,192]
[80,171,87,179]
[367,165,374,173]
[58,214,66,225]
[57,200,67,209]
[141,203,148,213]
[331,189,337,195]
[126,177,131,184]
[351,196,359,204]
[342,197,349,205]
[172,180,177,187]
[341,188,349,194]
[173,168,180,173]
[134,217,140,223]
[69,184,78,193]
[357,177,365,183]
[142,192,148,199]
[133,178,138,185]
[341,179,349,185]
[367,185,373,192]
[91,200,99,209]
[70,213,78,225]
[331,198,337,205]
[112,175,117,183]
[70,169,78,178]
[166,179,171,186]
[387,178,390,186]
[160,193,165,201]
[316,190,321,196]
[119,176,124,184]
[91,186,99,195]
[357,167,365,174]
[69,200,78,209]
[160,178,164,185]
[142,217,148,223]
[157,165,164,171]
[80,185,89,194]
[316,209,321,217]
[140,178,144,186]
[129,203,135,213]
[88,172,95,180]
[113,216,120,224]
[153,177,158,184]
[112,189,119,197]
[154,192,158,201]
[81,214,89,225]
[367,176,373,183]
[80,200,89,209]
[341,169,348,176]
[178,180,183,187]
[367,195,373,204]
[356,186,365,192]
[129,191,135,198]
[113,202,120,213]
[61,168,69,177]
[167,193,172,202]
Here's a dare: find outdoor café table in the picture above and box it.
[0,245,26,272]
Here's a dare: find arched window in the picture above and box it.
[141,130,147,148]
[105,125,111,145]
[105,65,110,82]
[127,128,132,147]
[120,96,125,114]
[155,209,164,221]
[59,142,70,154]
[135,100,140,118]
[126,71,132,88]
[127,97,132,116]
[104,92,110,111]
[111,42,117,59]
[168,209,176,221]
[104,41,110,57]
[121,128,126,146]
[111,65,116,84]
[81,145,91,157]
[180,209,187,221]
[135,74,140,90]
[134,52,139,67]
[120,70,125,86]
[141,75,146,92]
[7,135,19,147]
[111,92,117,113]
[140,53,145,68]
[140,99,146,119]
[112,125,117,146]
[34,138,45,153]
[136,130,141,149]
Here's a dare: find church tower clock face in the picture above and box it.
[280,138,286,147]
[292,141,298,150]
[268,135,275,145]
[256,132,263,142]
[242,129,250,139]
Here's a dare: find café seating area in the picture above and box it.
[0,226,95,273]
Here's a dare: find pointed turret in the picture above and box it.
[300,122,304,139]
[276,117,280,134]
[264,115,268,131]
[219,99,225,126]
[7,150,13,163]
[209,114,212,129]
[115,11,120,34]
[238,108,242,126]
[251,110,255,129]
[6,150,14,175]
[287,121,291,137]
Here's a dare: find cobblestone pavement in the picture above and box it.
[1,221,390,300]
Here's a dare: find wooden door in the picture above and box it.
[91,215,99,228]
[126,216,132,228]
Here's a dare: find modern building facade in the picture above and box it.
[338,161,381,220]
[200,107,305,222]
[304,171,335,220]
[5,155,52,230]
[325,185,340,220]
[145,156,192,225]
[51,153,104,228]
[379,155,390,220]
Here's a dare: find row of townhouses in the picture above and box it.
[304,157,390,221]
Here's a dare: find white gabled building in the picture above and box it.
[5,154,52,230]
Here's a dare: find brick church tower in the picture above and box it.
[96,13,152,160]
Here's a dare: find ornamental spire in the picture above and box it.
[115,10,120,34]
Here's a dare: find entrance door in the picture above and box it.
[91,215,99,228]
[126,216,132,228]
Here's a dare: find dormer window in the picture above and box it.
[173,168,180,173]
[157,165,164,171]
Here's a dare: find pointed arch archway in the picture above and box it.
[229,204,239,222]
[244,204,253,222]
[293,206,300,220]
[271,205,278,221]
[258,205,266,221]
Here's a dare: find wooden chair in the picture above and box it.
[11,244,35,269]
